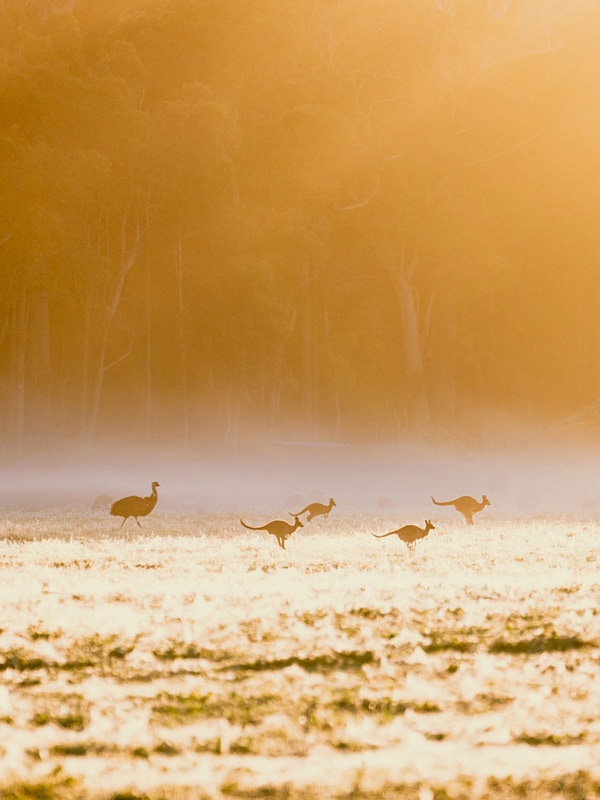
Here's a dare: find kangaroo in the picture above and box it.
[291,497,336,522]
[431,494,490,525]
[371,519,435,553]
[240,516,304,550]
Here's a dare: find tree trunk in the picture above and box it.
[29,287,51,441]
[223,388,241,454]
[433,291,457,434]
[385,254,431,432]
[175,229,190,445]
[142,201,153,443]
[79,279,92,437]
[143,251,154,442]
[10,286,28,452]
[301,259,317,437]
[324,307,342,439]
[86,208,141,440]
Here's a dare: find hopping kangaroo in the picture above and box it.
[371,520,435,553]
[291,497,336,522]
[431,494,490,525]
[240,516,304,550]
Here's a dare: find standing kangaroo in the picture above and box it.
[291,497,336,522]
[371,520,435,553]
[431,495,490,525]
[240,516,304,550]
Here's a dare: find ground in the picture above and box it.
[0,508,599,799]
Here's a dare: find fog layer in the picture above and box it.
[1,442,599,519]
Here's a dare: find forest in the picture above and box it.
[1,0,599,455]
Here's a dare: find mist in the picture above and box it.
[2,437,599,523]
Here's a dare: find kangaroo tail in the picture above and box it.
[240,519,264,531]
[431,496,452,506]
[371,531,397,538]
[290,506,309,516]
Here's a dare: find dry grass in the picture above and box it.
[0,510,599,798]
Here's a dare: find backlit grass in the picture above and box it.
[0,512,599,798]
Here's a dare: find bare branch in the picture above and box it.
[421,292,435,346]
[103,342,132,374]
[339,176,380,211]
[107,209,142,320]
[466,129,549,166]
[487,0,512,17]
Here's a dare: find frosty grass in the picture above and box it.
[0,509,599,799]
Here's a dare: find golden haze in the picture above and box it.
[1,0,599,454]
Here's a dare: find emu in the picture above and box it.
[110,481,160,529]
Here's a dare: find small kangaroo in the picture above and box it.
[291,497,336,522]
[371,519,435,553]
[240,516,304,550]
[431,494,490,525]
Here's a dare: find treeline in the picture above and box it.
[1,0,599,453]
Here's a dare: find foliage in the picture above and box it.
[1,1,599,450]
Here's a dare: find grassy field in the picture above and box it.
[0,507,599,799]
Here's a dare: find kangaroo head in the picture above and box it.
[482,495,490,506]
[425,519,435,531]
[293,515,304,529]
[329,498,336,506]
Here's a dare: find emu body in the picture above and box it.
[431,494,490,525]
[240,516,304,549]
[371,519,435,553]
[110,482,160,529]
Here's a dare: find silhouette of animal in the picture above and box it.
[371,519,435,553]
[240,516,304,549]
[110,482,160,529]
[91,494,113,511]
[291,497,336,522]
[285,493,306,510]
[377,497,394,510]
[431,494,490,524]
